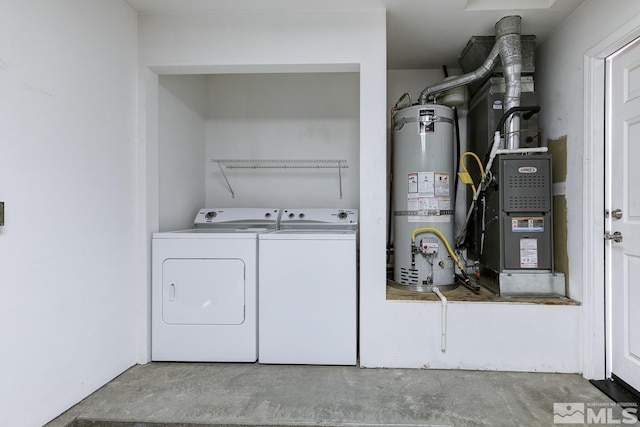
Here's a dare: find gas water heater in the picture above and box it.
[392,104,458,291]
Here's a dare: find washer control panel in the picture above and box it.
[280,208,358,230]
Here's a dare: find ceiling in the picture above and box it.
[125,0,585,70]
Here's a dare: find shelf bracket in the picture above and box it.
[216,161,235,198]
[338,165,343,199]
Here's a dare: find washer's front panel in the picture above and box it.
[258,236,357,365]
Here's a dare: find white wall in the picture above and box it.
[205,73,359,209]
[0,1,139,426]
[536,0,640,378]
[158,75,207,231]
[137,8,388,365]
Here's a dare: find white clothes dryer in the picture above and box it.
[152,208,279,362]
[258,208,358,365]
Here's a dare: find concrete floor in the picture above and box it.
[45,362,625,427]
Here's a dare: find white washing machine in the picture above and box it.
[258,208,358,365]
[152,208,279,362]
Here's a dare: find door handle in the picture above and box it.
[604,231,623,243]
[605,209,623,219]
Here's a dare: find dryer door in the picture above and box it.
[162,258,245,325]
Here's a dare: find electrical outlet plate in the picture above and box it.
[0,201,4,226]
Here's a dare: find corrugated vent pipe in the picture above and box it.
[418,15,523,148]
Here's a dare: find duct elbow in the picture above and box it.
[418,42,500,104]
[418,16,523,105]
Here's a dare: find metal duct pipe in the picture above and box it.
[418,17,523,149]
[418,42,500,105]
[495,15,522,149]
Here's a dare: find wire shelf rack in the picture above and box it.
[212,159,348,169]
[211,159,349,198]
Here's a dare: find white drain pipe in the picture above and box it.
[432,286,448,352]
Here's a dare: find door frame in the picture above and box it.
[584,16,640,380]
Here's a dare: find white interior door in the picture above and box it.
[606,36,640,392]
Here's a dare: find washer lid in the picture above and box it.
[259,229,356,240]
[279,208,358,230]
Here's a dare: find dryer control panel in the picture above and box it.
[194,208,280,229]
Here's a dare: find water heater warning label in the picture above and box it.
[408,173,418,193]
[520,238,538,268]
[418,172,434,195]
[406,171,451,219]
[408,172,449,197]
[434,173,450,197]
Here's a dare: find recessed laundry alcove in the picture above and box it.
[157,72,360,232]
